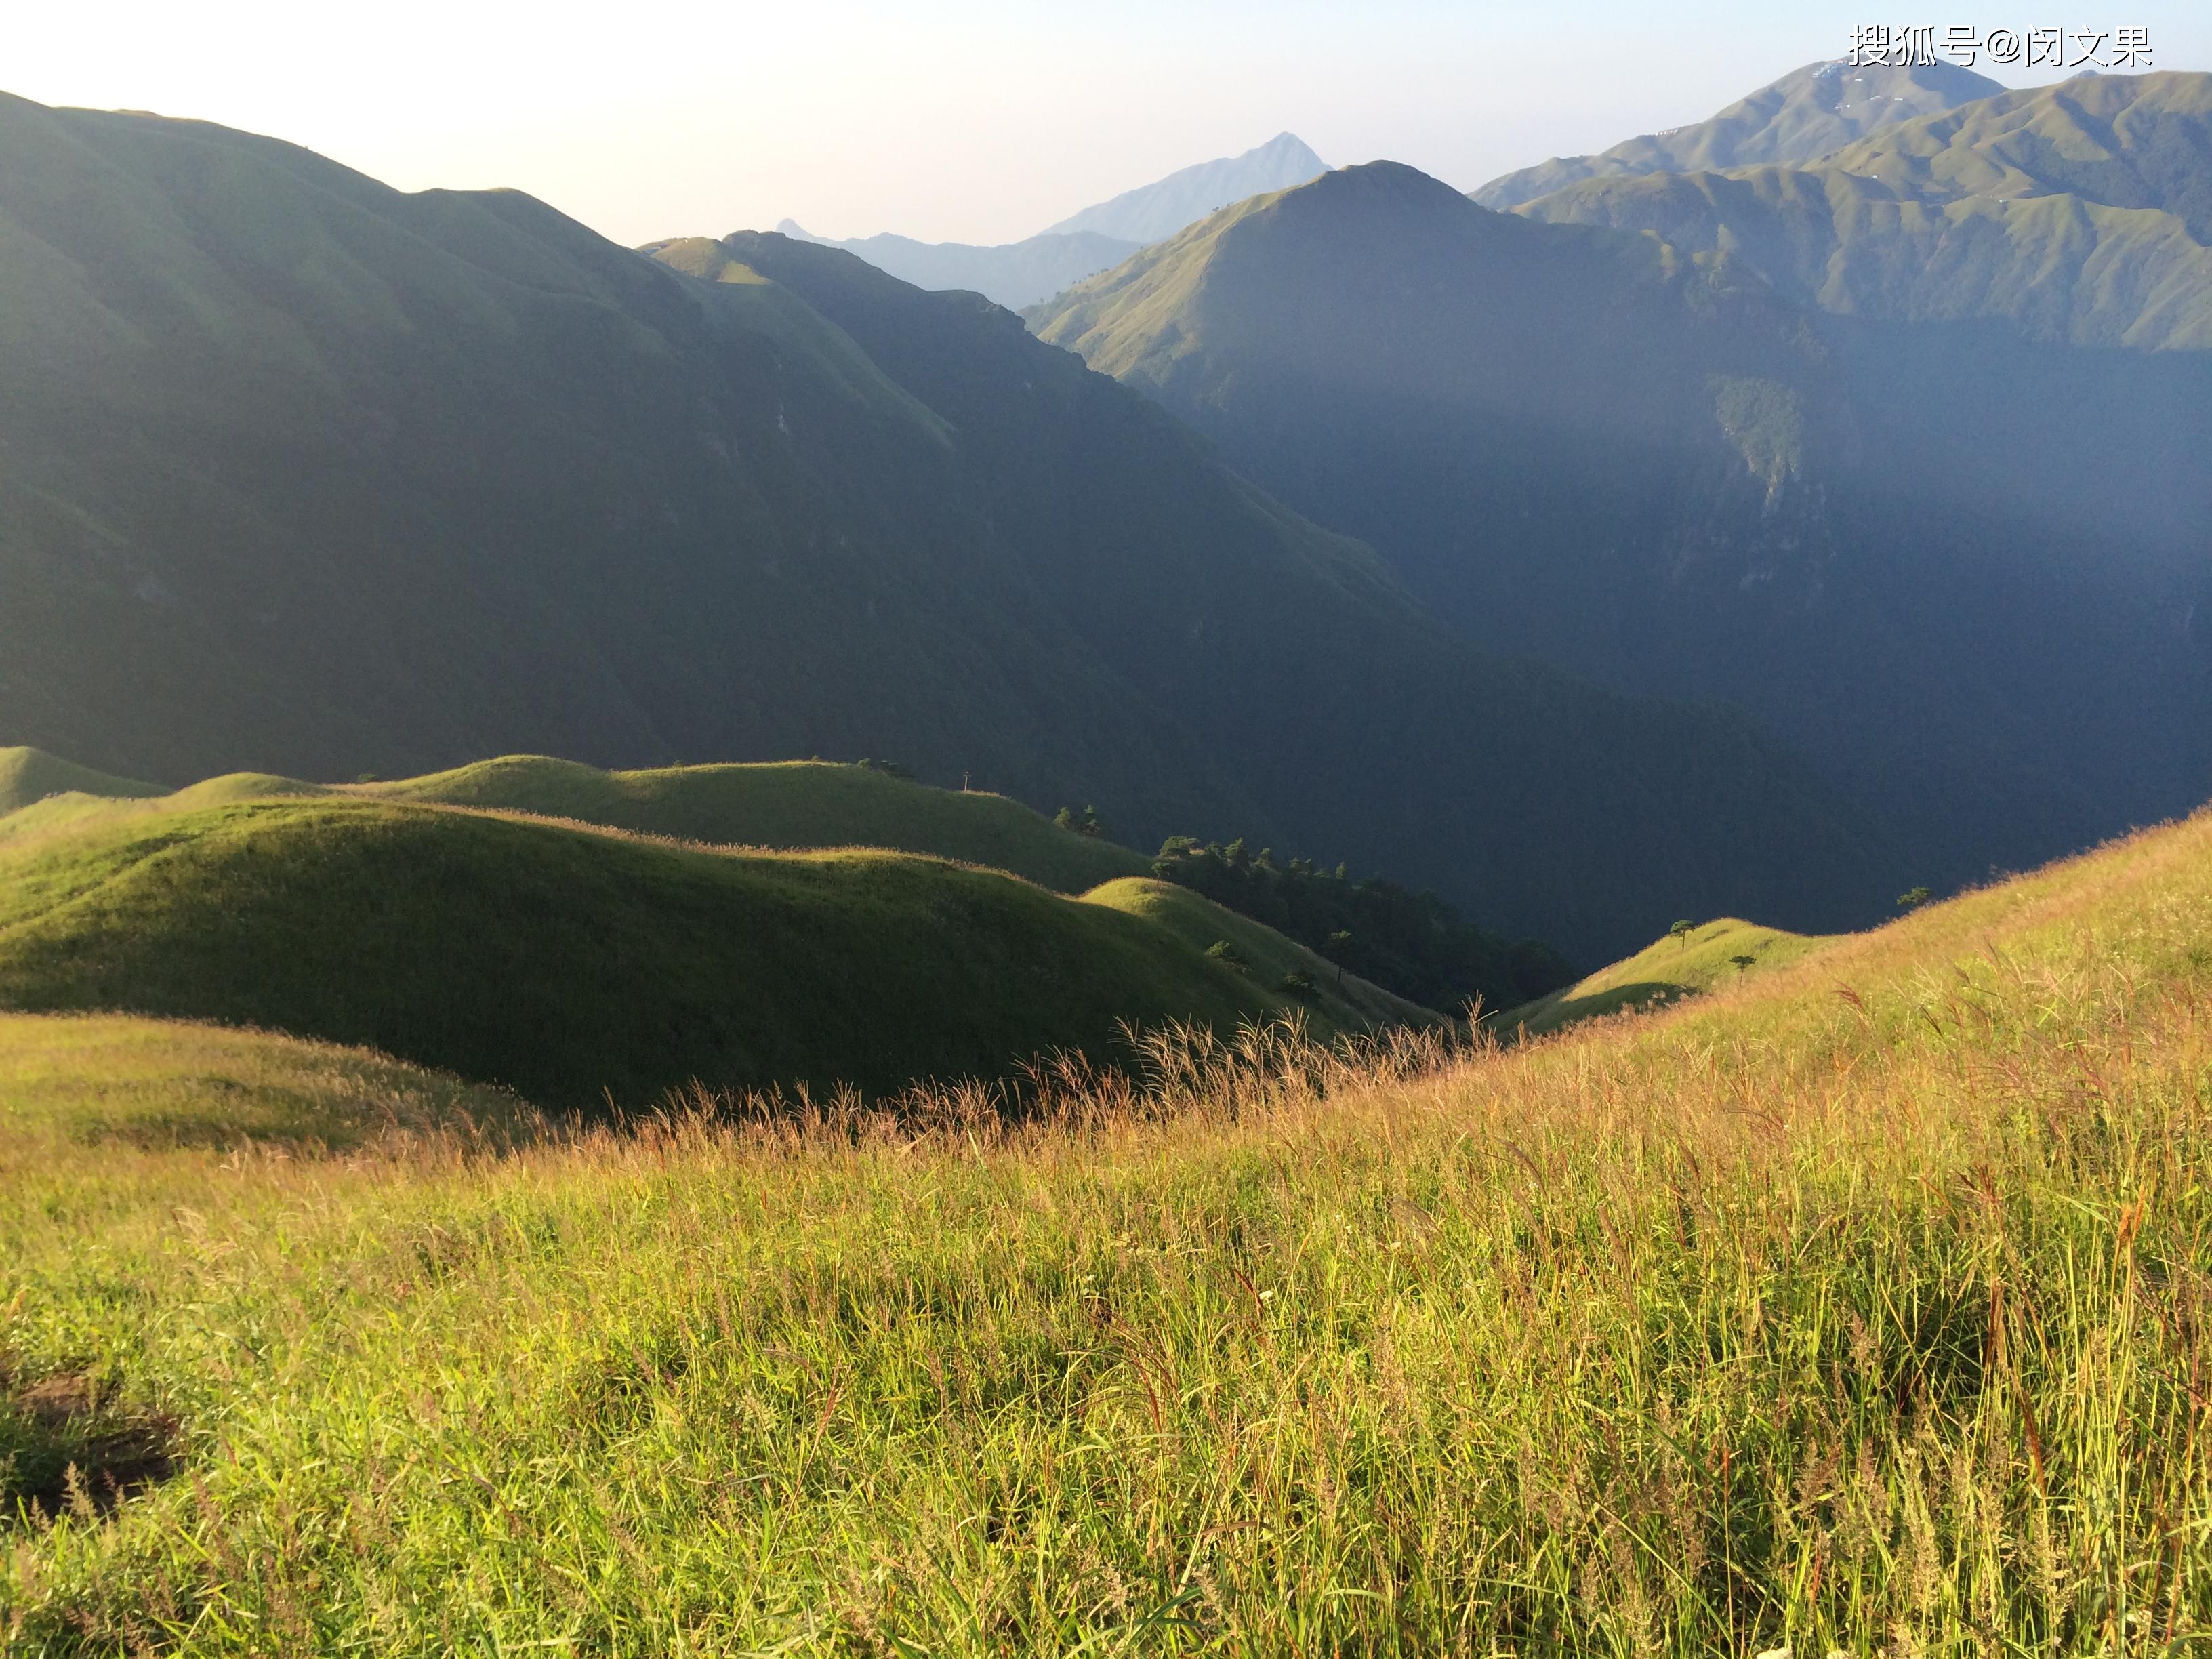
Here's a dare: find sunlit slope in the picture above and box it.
[1550,805,2212,1084]
[0,800,1302,1108]
[1500,916,1834,1036]
[0,746,159,814]
[7,798,2212,1643]
[0,753,1153,892]
[0,1011,529,1153]
[370,756,1152,892]
[1080,876,1439,1031]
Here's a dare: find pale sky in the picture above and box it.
[11,1,2209,248]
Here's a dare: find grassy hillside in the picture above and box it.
[371,755,1153,892]
[0,798,1317,1108]
[6,802,2209,1648]
[1080,876,1439,1031]
[0,1010,529,1153]
[0,746,157,815]
[0,749,1155,892]
[1498,914,1832,1036]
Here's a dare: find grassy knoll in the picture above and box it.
[1083,875,1439,1031]
[0,747,157,816]
[0,1012,531,1154]
[1500,914,1833,1036]
[368,756,1152,893]
[0,798,1289,1109]
[0,748,1152,893]
[6,810,2212,1650]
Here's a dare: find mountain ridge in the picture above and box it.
[1473,59,2008,209]
[1509,72,2212,350]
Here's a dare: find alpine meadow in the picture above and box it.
[3,13,2210,1655]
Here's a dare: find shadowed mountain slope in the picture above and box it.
[1029,159,2212,895]
[0,91,1892,960]
[661,227,1897,956]
[1474,60,2006,209]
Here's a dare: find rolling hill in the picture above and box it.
[1028,157,2212,900]
[1473,59,2005,209]
[0,747,1153,893]
[0,747,1537,1015]
[1498,915,1832,1036]
[0,745,157,814]
[0,795,1424,1107]
[0,89,1897,962]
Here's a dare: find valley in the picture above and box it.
[3,31,2209,1652]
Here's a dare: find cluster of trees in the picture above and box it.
[1147,836,1577,1016]
[1052,805,1107,838]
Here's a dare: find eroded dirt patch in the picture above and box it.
[2,1366,178,1524]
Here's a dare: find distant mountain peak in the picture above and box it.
[750,135,1330,310]
[1042,133,1330,243]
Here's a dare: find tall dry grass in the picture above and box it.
[5,817,2212,1653]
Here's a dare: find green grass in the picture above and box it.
[0,796,1312,1110]
[0,749,1153,894]
[0,1011,529,1154]
[1499,914,1832,1036]
[1079,875,1440,1032]
[0,747,157,817]
[368,754,1153,893]
[4,803,2211,1650]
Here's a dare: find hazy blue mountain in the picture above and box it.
[1029,159,2212,895]
[1042,132,1328,241]
[764,134,1328,309]
[768,220,1140,310]
[1515,72,2212,350]
[0,91,1893,960]
[1475,60,2006,209]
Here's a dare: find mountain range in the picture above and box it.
[771,133,1327,308]
[1513,70,2212,348]
[1474,60,2005,208]
[1029,68,2212,897]
[0,91,1889,962]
